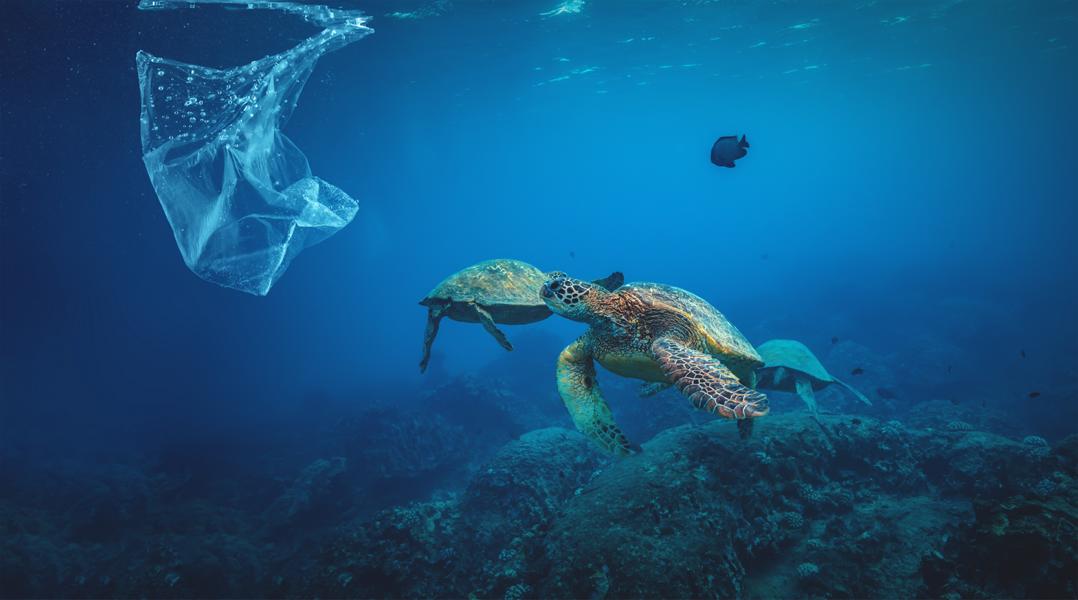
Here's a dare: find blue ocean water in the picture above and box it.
[1,0,1076,597]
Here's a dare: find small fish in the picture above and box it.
[710,134,749,168]
[947,365,952,374]
[851,367,864,376]
[569,251,576,259]
[831,336,839,345]
[760,253,769,260]
[851,418,862,426]
[949,398,961,405]
[1028,391,1041,399]
[876,387,896,399]
[1020,350,1026,358]
[981,398,987,408]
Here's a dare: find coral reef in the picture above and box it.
[301,414,1075,599]
[2,381,1074,599]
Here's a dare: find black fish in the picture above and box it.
[711,134,749,168]
[760,253,770,260]
[1020,350,1026,358]
[851,418,862,426]
[569,251,576,259]
[876,387,896,399]
[1028,391,1041,399]
[949,398,961,405]
[947,365,952,374]
[851,367,864,376]
[831,336,839,345]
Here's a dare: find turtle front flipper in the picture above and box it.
[638,381,672,397]
[557,336,637,456]
[472,302,513,351]
[651,337,769,419]
[794,376,818,415]
[772,366,787,387]
[419,304,447,373]
[591,271,625,291]
[833,377,873,406]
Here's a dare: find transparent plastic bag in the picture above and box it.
[137,0,371,295]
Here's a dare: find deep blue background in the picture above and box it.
[2,0,1076,460]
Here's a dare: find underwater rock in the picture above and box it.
[458,428,607,599]
[1023,435,1048,447]
[136,0,370,295]
[946,420,974,431]
[460,428,606,544]
[419,374,534,440]
[796,561,820,578]
[305,412,1066,598]
[338,408,470,482]
[922,485,1078,598]
[904,398,1017,438]
[536,412,1066,598]
[304,428,605,598]
[4,394,1071,599]
[264,457,347,525]
[310,495,463,598]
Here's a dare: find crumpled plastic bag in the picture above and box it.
[137,0,371,295]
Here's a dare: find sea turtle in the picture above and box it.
[755,339,872,414]
[419,259,623,372]
[540,274,768,455]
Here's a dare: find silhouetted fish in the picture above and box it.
[1020,350,1026,358]
[711,134,749,168]
[851,418,862,426]
[569,251,576,259]
[876,387,896,399]
[760,253,770,260]
[831,336,839,345]
[947,365,952,374]
[949,398,961,405]
[851,367,864,376]
[1028,391,1041,398]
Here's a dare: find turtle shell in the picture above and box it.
[421,259,552,324]
[424,259,547,305]
[622,283,763,380]
[757,339,834,385]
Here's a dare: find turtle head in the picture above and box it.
[541,274,607,322]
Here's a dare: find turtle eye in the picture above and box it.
[550,280,561,290]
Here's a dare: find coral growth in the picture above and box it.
[1,389,1074,599]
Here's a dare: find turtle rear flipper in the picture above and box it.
[651,337,769,420]
[557,336,637,456]
[591,271,625,291]
[419,304,447,373]
[737,418,754,439]
[472,302,513,351]
[833,377,873,405]
[794,376,818,415]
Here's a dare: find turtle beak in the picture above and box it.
[541,285,554,299]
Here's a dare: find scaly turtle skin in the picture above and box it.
[541,274,768,455]
[755,339,871,414]
[419,259,623,372]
